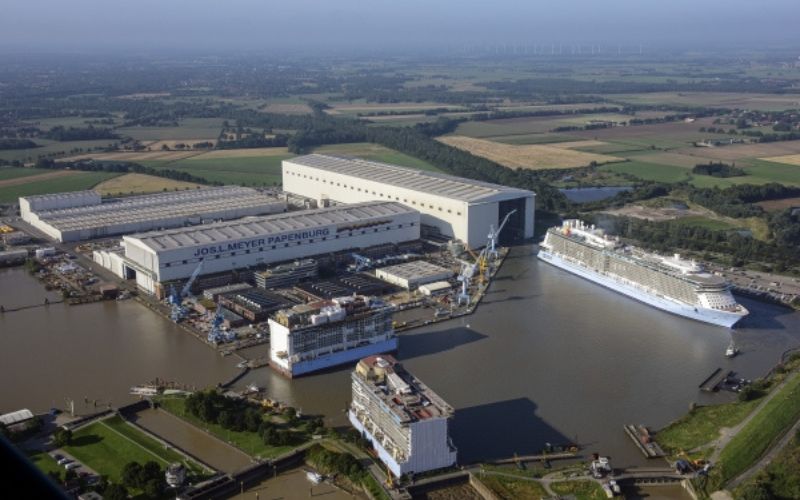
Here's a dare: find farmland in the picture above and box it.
[311,143,444,172]
[116,118,225,142]
[437,136,621,170]
[93,173,202,196]
[0,171,120,203]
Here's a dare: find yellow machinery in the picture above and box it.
[0,225,15,234]
[465,247,488,284]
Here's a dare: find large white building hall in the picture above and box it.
[20,186,286,243]
[119,201,420,294]
[282,154,535,248]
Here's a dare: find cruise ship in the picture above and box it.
[538,220,748,328]
[268,295,397,377]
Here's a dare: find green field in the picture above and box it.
[656,400,761,454]
[599,160,691,183]
[550,480,606,500]
[312,143,444,172]
[27,450,63,477]
[734,432,800,499]
[157,396,294,459]
[0,171,120,203]
[117,118,225,141]
[714,373,800,487]
[491,133,582,145]
[477,474,548,499]
[0,139,118,163]
[64,416,199,482]
[139,155,290,186]
[0,167,51,181]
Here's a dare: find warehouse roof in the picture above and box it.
[376,260,453,281]
[0,409,34,426]
[285,154,534,203]
[30,187,282,232]
[125,201,417,252]
[21,190,98,203]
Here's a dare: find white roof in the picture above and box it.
[20,190,98,203]
[0,409,34,426]
[126,201,417,252]
[420,281,453,292]
[286,154,534,203]
[31,186,280,232]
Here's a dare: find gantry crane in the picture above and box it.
[487,209,517,261]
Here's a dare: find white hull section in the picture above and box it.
[538,250,745,328]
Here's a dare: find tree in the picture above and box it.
[143,478,166,498]
[53,428,72,447]
[102,483,129,500]
[141,460,162,483]
[121,461,143,489]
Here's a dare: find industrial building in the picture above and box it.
[282,154,535,248]
[20,186,286,242]
[112,201,420,295]
[375,260,453,290]
[349,355,457,478]
[255,259,318,289]
[269,296,397,378]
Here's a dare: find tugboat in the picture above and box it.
[725,342,739,358]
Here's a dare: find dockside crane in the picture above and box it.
[170,261,204,322]
[456,247,487,306]
[487,209,517,261]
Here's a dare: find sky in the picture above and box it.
[1,0,798,53]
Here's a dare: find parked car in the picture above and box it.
[64,462,81,470]
[57,458,72,466]
[50,453,64,461]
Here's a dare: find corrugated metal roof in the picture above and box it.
[126,201,417,252]
[285,154,533,203]
[0,408,34,426]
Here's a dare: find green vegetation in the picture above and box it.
[140,155,290,186]
[550,480,607,500]
[600,160,690,183]
[0,167,49,180]
[656,400,761,454]
[712,373,800,487]
[477,474,548,499]
[27,450,62,477]
[692,161,746,178]
[102,415,202,473]
[0,171,120,203]
[64,416,190,482]
[157,394,302,459]
[313,142,444,172]
[734,430,800,500]
[671,216,740,231]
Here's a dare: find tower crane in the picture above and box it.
[170,261,204,322]
[487,209,517,261]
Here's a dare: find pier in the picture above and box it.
[699,368,732,392]
[624,424,666,458]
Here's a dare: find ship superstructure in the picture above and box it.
[269,295,397,377]
[538,220,748,328]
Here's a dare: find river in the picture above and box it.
[2,246,799,468]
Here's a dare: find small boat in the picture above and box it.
[245,383,261,394]
[725,342,739,358]
[305,471,323,484]
[236,360,249,369]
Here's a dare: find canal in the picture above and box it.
[2,245,799,469]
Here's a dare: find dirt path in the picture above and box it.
[709,371,799,463]
[0,170,79,187]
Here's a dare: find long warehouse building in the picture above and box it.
[282,154,535,248]
[117,201,421,294]
[20,186,286,242]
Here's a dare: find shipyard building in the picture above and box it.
[349,355,457,478]
[269,295,396,377]
[282,154,535,249]
[20,187,285,243]
[107,201,420,295]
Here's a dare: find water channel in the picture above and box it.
[2,245,799,469]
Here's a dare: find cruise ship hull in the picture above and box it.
[538,250,745,328]
[271,338,398,378]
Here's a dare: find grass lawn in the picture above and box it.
[117,118,225,141]
[734,432,800,499]
[656,399,761,454]
[599,160,691,183]
[156,396,294,459]
[714,372,800,486]
[0,171,120,203]
[64,416,194,482]
[101,416,203,473]
[27,449,62,476]
[477,474,548,499]
[550,480,606,500]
